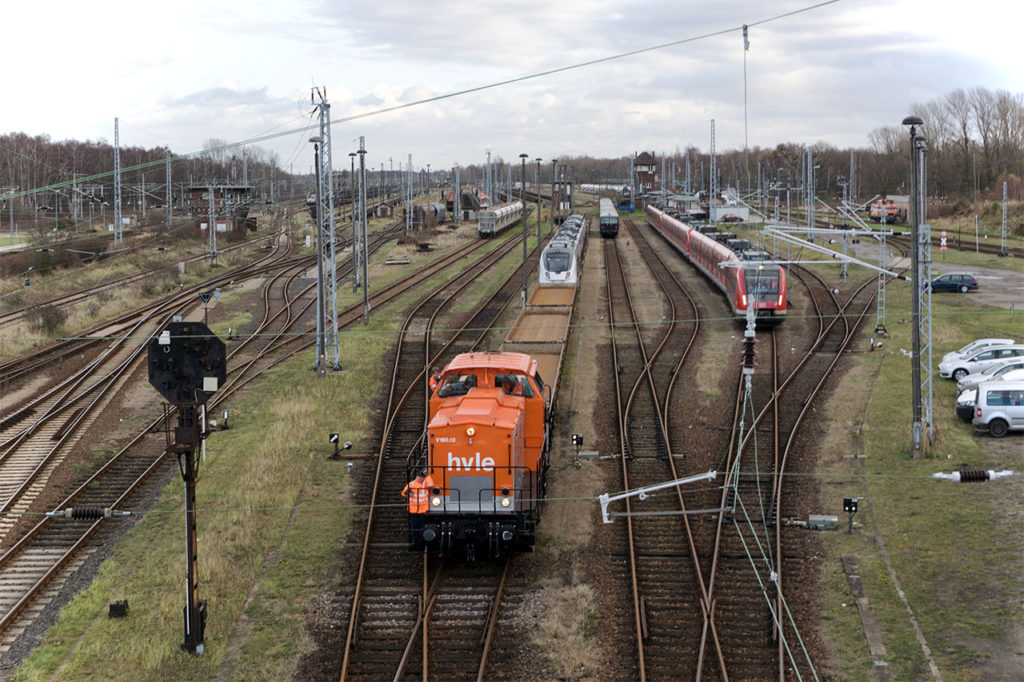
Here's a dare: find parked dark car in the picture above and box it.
[929,273,978,293]
[956,389,976,421]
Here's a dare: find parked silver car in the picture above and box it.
[972,381,1024,437]
[957,359,1024,392]
[955,370,1024,421]
[938,345,1024,381]
[940,338,1015,365]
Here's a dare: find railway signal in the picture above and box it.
[571,433,584,467]
[327,433,352,459]
[197,289,219,325]
[843,497,859,533]
[147,321,226,655]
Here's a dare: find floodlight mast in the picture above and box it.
[903,115,927,453]
[520,153,529,307]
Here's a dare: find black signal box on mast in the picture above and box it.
[148,321,226,654]
[148,321,226,408]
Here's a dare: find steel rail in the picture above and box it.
[339,229,539,680]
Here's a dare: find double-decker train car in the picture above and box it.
[477,201,523,238]
[599,197,619,237]
[539,214,587,287]
[647,204,786,322]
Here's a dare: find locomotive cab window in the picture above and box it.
[495,373,535,397]
[438,373,477,397]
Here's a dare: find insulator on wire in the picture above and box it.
[46,507,131,519]
[958,469,989,483]
[742,332,757,375]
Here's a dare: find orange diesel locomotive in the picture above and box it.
[416,351,551,559]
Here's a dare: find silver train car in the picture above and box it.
[477,201,524,238]
[539,214,587,287]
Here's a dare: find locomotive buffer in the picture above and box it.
[148,321,226,654]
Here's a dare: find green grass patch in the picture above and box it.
[12,336,378,680]
[13,222,529,680]
[816,279,1023,679]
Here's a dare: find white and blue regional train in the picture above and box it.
[539,214,587,287]
[598,197,619,237]
[477,201,524,238]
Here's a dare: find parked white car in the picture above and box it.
[938,345,1024,381]
[941,338,1015,365]
[957,359,1024,392]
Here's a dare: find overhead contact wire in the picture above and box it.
[4,0,842,201]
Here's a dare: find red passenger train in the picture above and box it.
[646,204,787,322]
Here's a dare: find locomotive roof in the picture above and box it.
[443,351,536,375]
[430,388,523,429]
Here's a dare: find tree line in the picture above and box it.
[2,86,1020,230]
[555,86,1023,206]
[0,133,283,226]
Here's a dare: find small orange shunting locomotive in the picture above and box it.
[416,351,552,560]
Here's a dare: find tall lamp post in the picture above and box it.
[520,153,528,306]
[349,152,357,290]
[550,159,557,232]
[358,138,368,323]
[311,136,327,376]
[903,115,925,454]
[534,157,542,244]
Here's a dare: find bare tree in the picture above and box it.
[969,87,997,189]
[945,88,974,194]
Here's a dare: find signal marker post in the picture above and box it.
[148,321,226,654]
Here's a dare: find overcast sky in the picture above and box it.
[4,0,1019,176]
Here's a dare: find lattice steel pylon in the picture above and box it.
[1002,181,1008,256]
[113,118,122,246]
[313,89,340,371]
[874,211,888,335]
[405,154,413,235]
[709,119,717,226]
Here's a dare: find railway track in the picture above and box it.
[603,219,715,680]
[691,249,893,679]
[0,226,287,329]
[888,231,1021,259]
[338,229,549,680]
[0,228,295,390]
[597,215,912,679]
[0,217,477,655]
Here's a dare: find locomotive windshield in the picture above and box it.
[544,250,572,273]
